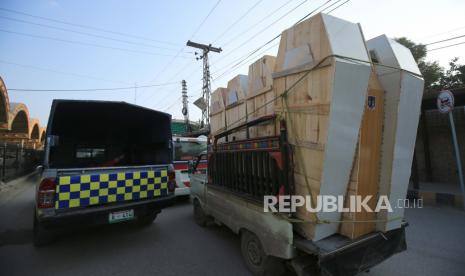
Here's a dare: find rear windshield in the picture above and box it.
[47,101,172,168]
[173,140,207,161]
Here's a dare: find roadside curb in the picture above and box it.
[0,172,38,208]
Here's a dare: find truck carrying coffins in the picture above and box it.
[201,12,423,275]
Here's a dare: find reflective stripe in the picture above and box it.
[55,169,168,209]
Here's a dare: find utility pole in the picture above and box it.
[181,80,191,133]
[186,40,222,129]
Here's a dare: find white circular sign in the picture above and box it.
[437,90,454,114]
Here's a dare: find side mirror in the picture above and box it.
[35,165,44,174]
[47,135,59,147]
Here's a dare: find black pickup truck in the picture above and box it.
[34,100,176,246]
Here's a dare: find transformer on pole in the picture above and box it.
[186,40,222,129]
[181,80,191,133]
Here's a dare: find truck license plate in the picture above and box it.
[109,209,134,223]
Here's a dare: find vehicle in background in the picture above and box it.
[172,136,207,197]
[34,100,176,246]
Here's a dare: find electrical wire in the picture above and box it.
[0,7,178,46]
[325,0,350,13]
[162,0,337,112]
[0,15,182,51]
[212,0,339,74]
[162,0,352,114]
[214,0,310,65]
[219,0,296,49]
[7,82,178,92]
[190,0,223,39]
[0,29,190,58]
[212,0,337,81]
[144,0,224,105]
[0,60,129,85]
[212,0,264,43]
[428,41,465,51]
[425,34,465,46]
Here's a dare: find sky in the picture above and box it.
[1,0,465,127]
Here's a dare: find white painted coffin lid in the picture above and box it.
[322,13,370,62]
[367,35,421,75]
[312,14,371,241]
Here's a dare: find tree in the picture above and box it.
[438,57,465,90]
[395,37,465,94]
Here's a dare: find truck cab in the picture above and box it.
[34,100,176,246]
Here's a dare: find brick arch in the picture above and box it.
[0,77,9,129]
[40,127,46,142]
[29,118,40,139]
[9,103,30,134]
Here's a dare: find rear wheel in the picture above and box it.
[33,210,53,247]
[193,199,207,226]
[240,230,285,276]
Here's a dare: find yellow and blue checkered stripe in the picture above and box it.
[55,170,168,209]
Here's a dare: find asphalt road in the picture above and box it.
[0,176,464,276]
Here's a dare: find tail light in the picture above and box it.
[168,168,176,193]
[183,181,191,187]
[37,177,56,209]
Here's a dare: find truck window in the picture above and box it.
[174,140,207,161]
[47,101,172,168]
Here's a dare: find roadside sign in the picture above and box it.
[437,90,454,113]
[437,89,465,209]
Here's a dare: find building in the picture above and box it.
[0,77,46,149]
[411,87,465,207]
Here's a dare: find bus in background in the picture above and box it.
[173,136,207,197]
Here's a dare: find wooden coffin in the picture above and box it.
[225,75,248,141]
[272,13,372,241]
[247,55,277,138]
[367,35,424,232]
[210,87,228,143]
[339,71,384,239]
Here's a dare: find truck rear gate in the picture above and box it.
[55,166,169,210]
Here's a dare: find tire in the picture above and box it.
[193,199,207,226]
[137,213,157,227]
[240,230,285,276]
[33,210,53,247]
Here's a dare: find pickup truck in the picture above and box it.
[34,100,176,246]
[190,117,407,276]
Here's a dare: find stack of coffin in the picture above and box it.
[208,13,424,241]
[210,87,228,143]
[225,75,248,141]
[272,13,372,241]
[246,55,277,138]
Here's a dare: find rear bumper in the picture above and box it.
[38,195,175,229]
[175,187,190,196]
[318,226,406,276]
